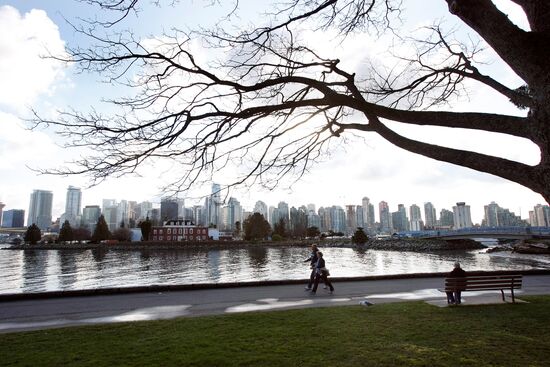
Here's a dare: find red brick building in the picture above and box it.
[152,220,209,241]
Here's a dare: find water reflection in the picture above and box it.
[1,245,549,294]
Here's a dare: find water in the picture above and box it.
[1,245,549,294]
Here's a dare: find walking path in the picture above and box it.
[1,274,549,334]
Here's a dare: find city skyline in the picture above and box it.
[1,184,547,229]
[0,1,547,227]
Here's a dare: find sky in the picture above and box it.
[0,0,546,225]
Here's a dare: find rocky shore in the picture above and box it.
[2,238,485,252]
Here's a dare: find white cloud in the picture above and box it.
[0,5,68,111]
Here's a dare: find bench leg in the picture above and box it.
[511,288,515,303]
[500,289,505,302]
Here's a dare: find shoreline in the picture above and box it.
[1,238,486,251]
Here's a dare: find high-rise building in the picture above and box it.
[409,204,423,231]
[362,197,375,230]
[27,190,53,230]
[253,201,268,220]
[82,205,101,233]
[331,206,346,233]
[289,206,307,237]
[453,202,473,229]
[345,205,357,234]
[269,206,280,227]
[225,197,242,230]
[484,201,500,227]
[62,186,82,227]
[103,205,119,231]
[208,183,222,228]
[278,201,289,226]
[439,209,454,227]
[355,205,364,230]
[531,204,550,227]
[318,207,330,232]
[424,202,436,228]
[160,197,179,223]
[391,204,407,232]
[307,208,321,230]
[0,202,5,227]
[379,201,392,233]
[1,209,25,227]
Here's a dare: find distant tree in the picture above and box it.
[306,226,321,238]
[234,221,242,239]
[352,227,369,245]
[73,227,92,242]
[24,224,42,245]
[58,220,75,243]
[273,218,287,238]
[271,233,283,242]
[91,215,111,243]
[138,217,152,241]
[243,213,271,241]
[112,227,132,242]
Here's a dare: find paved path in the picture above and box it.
[1,275,549,333]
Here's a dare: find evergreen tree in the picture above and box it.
[306,226,321,238]
[58,220,74,243]
[138,217,152,241]
[351,227,369,245]
[92,215,111,243]
[243,213,271,241]
[273,218,286,238]
[24,224,42,245]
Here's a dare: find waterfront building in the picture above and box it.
[269,206,279,227]
[151,219,209,241]
[1,209,25,227]
[362,197,375,230]
[289,206,307,237]
[0,202,4,227]
[27,189,53,230]
[177,198,186,219]
[318,207,331,232]
[409,204,423,231]
[137,201,153,220]
[424,202,436,228]
[307,208,321,230]
[103,205,119,231]
[330,206,346,233]
[278,201,290,227]
[453,202,473,229]
[102,199,116,213]
[379,201,392,234]
[226,197,242,231]
[345,205,357,234]
[253,200,268,219]
[531,204,550,227]
[82,205,101,232]
[160,197,178,222]
[439,209,454,227]
[355,205,364,230]
[208,183,222,227]
[192,205,203,226]
[62,186,82,227]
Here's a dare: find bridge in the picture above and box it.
[397,226,550,240]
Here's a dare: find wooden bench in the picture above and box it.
[443,274,523,303]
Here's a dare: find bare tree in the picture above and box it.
[33,0,550,203]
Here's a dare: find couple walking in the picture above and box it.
[304,244,334,294]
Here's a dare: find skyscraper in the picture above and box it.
[160,197,179,223]
[362,197,375,230]
[208,183,222,227]
[64,186,82,227]
[345,205,357,234]
[379,201,392,233]
[531,204,550,227]
[82,205,101,233]
[0,202,5,227]
[409,204,423,231]
[424,202,436,228]
[253,201,268,219]
[27,190,53,230]
[453,202,473,229]
[1,209,25,227]
[278,201,289,226]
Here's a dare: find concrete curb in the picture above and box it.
[1,269,549,302]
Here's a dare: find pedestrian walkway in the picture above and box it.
[1,274,549,334]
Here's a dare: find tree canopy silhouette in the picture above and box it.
[33,1,550,203]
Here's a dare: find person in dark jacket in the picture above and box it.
[304,244,319,290]
[446,262,467,304]
[311,251,334,294]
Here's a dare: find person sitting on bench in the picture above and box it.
[446,262,467,305]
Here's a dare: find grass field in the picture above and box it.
[1,296,549,366]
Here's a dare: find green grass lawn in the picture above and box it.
[1,296,549,367]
